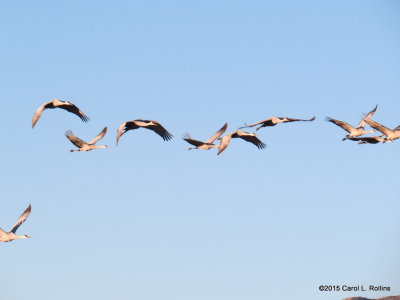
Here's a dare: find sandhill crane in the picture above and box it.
[326,105,378,140]
[240,116,315,131]
[183,123,228,150]
[65,127,108,152]
[363,119,400,142]
[217,130,266,155]
[32,99,89,128]
[116,119,173,145]
[347,135,386,144]
[0,205,31,243]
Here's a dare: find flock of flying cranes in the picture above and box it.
[1,100,399,243]
[31,99,316,155]
[31,100,399,154]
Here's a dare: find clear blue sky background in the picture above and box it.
[1,1,399,300]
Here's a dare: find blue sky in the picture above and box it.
[1,1,399,299]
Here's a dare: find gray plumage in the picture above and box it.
[217,130,267,155]
[116,119,173,145]
[240,116,315,131]
[32,99,89,128]
[0,205,31,243]
[66,127,108,152]
[326,105,378,140]
[183,123,228,150]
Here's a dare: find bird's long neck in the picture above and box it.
[91,145,107,149]
[13,235,29,239]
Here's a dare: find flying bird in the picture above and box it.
[217,130,267,155]
[240,116,315,131]
[326,105,378,140]
[0,205,31,243]
[32,99,89,128]
[116,120,173,145]
[346,135,386,144]
[363,119,400,142]
[183,123,228,150]
[65,127,108,152]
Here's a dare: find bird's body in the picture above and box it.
[363,119,400,142]
[32,99,89,128]
[240,116,315,131]
[218,130,266,155]
[66,127,108,152]
[0,205,31,243]
[116,119,173,145]
[183,123,228,150]
[326,105,378,140]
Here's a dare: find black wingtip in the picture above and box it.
[163,132,173,141]
[258,142,267,149]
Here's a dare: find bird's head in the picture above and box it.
[24,234,31,239]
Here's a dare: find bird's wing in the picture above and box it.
[88,127,107,145]
[348,136,383,144]
[116,121,139,145]
[31,101,53,128]
[325,117,354,133]
[205,123,228,144]
[392,125,400,131]
[65,130,86,148]
[363,118,393,136]
[348,137,374,142]
[10,205,31,233]
[347,137,364,141]
[148,122,173,141]
[183,133,205,147]
[234,130,267,149]
[116,122,128,145]
[357,105,378,128]
[217,134,233,155]
[58,102,90,122]
[0,228,7,236]
[239,118,273,129]
[281,116,316,123]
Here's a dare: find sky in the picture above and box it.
[1,1,399,300]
